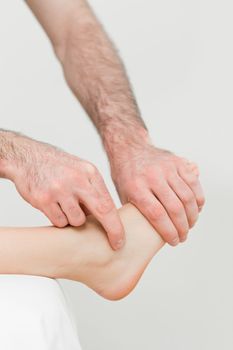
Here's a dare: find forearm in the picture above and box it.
[0,128,63,181]
[59,2,151,155]
[59,3,145,125]
[0,129,22,179]
[25,1,150,159]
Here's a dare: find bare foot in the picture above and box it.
[60,203,165,301]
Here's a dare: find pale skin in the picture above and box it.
[0,0,205,251]
[0,203,165,301]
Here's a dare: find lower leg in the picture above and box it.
[0,203,165,300]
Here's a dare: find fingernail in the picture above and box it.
[171,237,180,246]
[180,236,187,243]
[114,239,125,250]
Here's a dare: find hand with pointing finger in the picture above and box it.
[2,133,125,250]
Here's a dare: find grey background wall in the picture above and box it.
[0,0,232,349]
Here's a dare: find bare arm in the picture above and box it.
[25,0,205,246]
[25,0,147,136]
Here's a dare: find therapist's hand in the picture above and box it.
[110,144,205,246]
[4,135,125,250]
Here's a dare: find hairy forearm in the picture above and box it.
[0,129,62,180]
[25,0,152,162]
[56,2,150,156]
[0,129,21,179]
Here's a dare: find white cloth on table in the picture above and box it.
[0,275,82,350]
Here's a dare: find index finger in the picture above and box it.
[80,175,125,250]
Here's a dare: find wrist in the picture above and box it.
[102,122,152,163]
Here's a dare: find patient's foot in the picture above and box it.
[60,203,165,301]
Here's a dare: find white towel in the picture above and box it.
[0,275,82,350]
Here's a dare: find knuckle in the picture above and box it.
[128,179,144,194]
[95,197,114,216]
[180,157,189,165]
[182,192,193,204]
[188,176,198,186]
[54,216,67,228]
[38,192,52,205]
[129,190,148,206]
[84,162,98,176]
[169,203,183,216]
[67,204,77,212]
[146,204,165,221]
[67,170,78,182]
[56,213,65,221]
[146,167,156,180]
[51,181,63,193]
[147,169,164,183]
